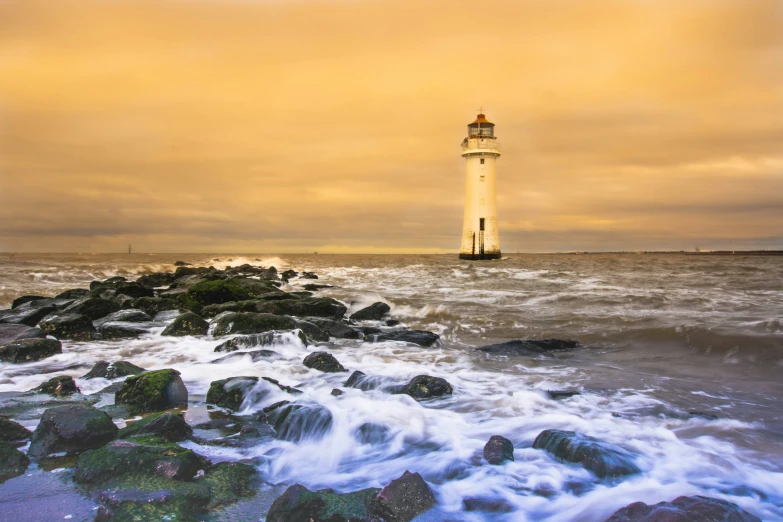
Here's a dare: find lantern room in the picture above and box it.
[467,113,495,138]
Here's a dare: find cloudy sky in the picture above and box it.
[1,0,781,253]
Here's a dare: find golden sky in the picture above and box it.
[1,0,781,253]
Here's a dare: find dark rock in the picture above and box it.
[212,312,298,336]
[371,470,436,522]
[354,422,391,444]
[210,350,282,364]
[201,461,260,510]
[114,282,155,299]
[400,375,453,400]
[266,402,334,442]
[206,377,259,411]
[266,484,380,522]
[477,339,579,356]
[254,297,347,320]
[0,302,59,327]
[301,272,319,279]
[174,260,191,266]
[289,291,314,298]
[0,337,62,363]
[330,389,343,396]
[28,404,118,457]
[132,296,179,316]
[532,429,641,479]
[351,302,391,321]
[35,375,80,396]
[136,272,178,288]
[281,269,298,279]
[118,412,192,443]
[94,309,152,326]
[463,497,515,513]
[0,416,31,442]
[115,369,188,413]
[304,351,347,373]
[261,376,303,395]
[605,495,762,522]
[55,288,90,299]
[38,313,96,341]
[688,411,719,421]
[302,317,361,339]
[367,330,440,347]
[82,360,146,380]
[548,390,581,400]
[161,312,209,336]
[302,284,333,291]
[183,279,251,309]
[484,435,514,464]
[356,326,382,336]
[11,295,47,309]
[344,370,367,388]
[64,297,121,320]
[385,319,401,327]
[0,441,29,482]
[0,323,46,344]
[96,321,149,340]
[293,319,329,342]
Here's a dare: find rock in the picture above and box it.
[55,288,90,299]
[293,319,329,342]
[174,260,191,266]
[0,301,59,327]
[254,298,347,320]
[64,297,121,320]
[0,323,46,344]
[372,471,436,522]
[344,370,367,388]
[0,416,32,442]
[94,309,152,326]
[28,404,118,457]
[303,351,347,373]
[463,497,515,513]
[367,330,440,347]
[38,313,96,341]
[212,312,297,336]
[115,369,188,413]
[201,461,260,510]
[82,360,146,380]
[301,272,319,279]
[354,423,391,444]
[605,495,762,522]
[132,296,179,316]
[281,269,298,279]
[330,389,343,396]
[0,337,62,363]
[266,484,380,522]
[532,429,641,479]
[477,339,578,356]
[0,441,29,482]
[303,317,361,339]
[118,412,192,443]
[183,280,251,310]
[302,284,333,292]
[161,312,209,336]
[688,411,719,421]
[350,302,391,321]
[11,295,47,309]
[214,331,306,353]
[35,375,80,396]
[400,375,453,399]
[484,435,514,464]
[114,282,155,299]
[96,321,149,340]
[547,390,581,400]
[136,272,178,288]
[266,402,334,442]
[206,377,259,411]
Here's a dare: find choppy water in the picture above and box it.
[1,253,782,521]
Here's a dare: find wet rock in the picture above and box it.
[266,483,380,522]
[302,317,361,339]
[11,295,47,309]
[354,422,391,444]
[303,351,347,373]
[96,321,149,340]
[161,312,209,336]
[118,412,192,443]
[266,402,334,442]
[281,269,298,279]
[400,375,453,400]
[136,272,178,288]
[201,461,261,510]
[0,337,62,363]
[484,435,514,464]
[293,319,329,342]
[28,404,118,457]
[0,416,32,442]
[132,296,179,316]
[385,319,401,327]
[0,301,59,327]
[344,370,368,388]
[463,497,515,513]
[254,297,347,320]
[56,288,90,300]
[82,360,146,380]
[262,376,303,395]
[210,349,281,364]
[477,339,579,356]
[532,429,641,479]
[330,388,343,396]
[350,302,391,321]
[114,282,155,299]
[302,284,333,291]
[0,323,46,344]
[174,260,191,266]
[115,369,188,413]
[64,297,121,321]
[547,390,581,400]
[212,312,297,336]
[38,313,96,341]
[0,441,29,483]
[94,309,152,326]
[372,470,436,522]
[35,375,80,396]
[605,495,762,522]
[301,272,319,279]
[183,279,251,310]
[367,330,440,347]
[688,411,719,421]
[213,331,306,353]
[206,377,259,411]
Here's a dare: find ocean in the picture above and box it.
[0,253,781,521]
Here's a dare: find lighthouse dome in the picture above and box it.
[468,113,495,138]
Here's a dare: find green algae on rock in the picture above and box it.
[0,416,32,442]
[266,484,381,522]
[115,369,188,413]
[206,377,259,411]
[28,404,118,458]
[0,441,29,483]
[35,375,80,397]
[118,412,193,443]
[212,312,297,336]
[161,312,209,336]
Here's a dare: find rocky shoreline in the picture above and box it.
[0,261,763,521]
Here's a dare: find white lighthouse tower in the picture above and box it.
[459,111,501,260]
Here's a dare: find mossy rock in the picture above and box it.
[0,416,32,442]
[266,402,333,442]
[303,351,347,373]
[211,313,297,337]
[131,296,179,316]
[201,461,260,510]
[28,404,118,458]
[35,375,80,397]
[118,412,193,443]
[183,280,251,310]
[206,377,259,411]
[115,369,188,413]
[0,338,62,363]
[38,313,96,341]
[267,484,380,522]
[400,375,453,400]
[254,298,347,320]
[0,441,29,483]
[161,312,209,336]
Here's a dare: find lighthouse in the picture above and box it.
[459,111,501,260]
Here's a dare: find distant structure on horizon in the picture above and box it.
[459,111,501,260]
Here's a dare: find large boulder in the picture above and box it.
[38,313,96,341]
[114,282,155,299]
[532,429,640,479]
[372,471,436,522]
[96,321,149,340]
[161,312,209,336]
[182,280,251,310]
[0,323,46,344]
[265,401,334,442]
[136,272,178,288]
[211,312,297,336]
[605,495,762,522]
[214,330,306,352]
[56,288,90,299]
[267,484,380,522]
[0,416,32,442]
[303,351,347,373]
[94,309,152,326]
[366,330,440,347]
[293,319,329,342]
[115,369,188,413]
[206,377,259,411]
[0,301,59,327]
[118,412,192,443]
[82,360,146,380]
[0,441,29,482]
[477,339,578,356]
[28,404,118,457]
[484,435,514,465]
[11,295,47,309]
[350,302,391,321]
[302,317,361,339]
[0,337,62,363]
[132,296,179,316]
[64,297,121,320]
[400,375,453,400]
[35,375,80,396]
[254,298,347,320]
[200,461,261,510]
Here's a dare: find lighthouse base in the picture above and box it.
[459,252,502,261]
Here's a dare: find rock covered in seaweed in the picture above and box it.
[28,404,118,457]
[35,375,80,396]
[532,429,640,479]
[212,312,297,336]
[206,377,259,411]
[0,416,32,442]
[303,351,347,373]
[399,375,453,399]
[38,313,96,341]
[115,369,188,413]
[266,484,380,522]
[118,412,193,443]
[161,312,209,336]
[605,495,761,522]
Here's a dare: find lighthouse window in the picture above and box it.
[480,175,485,182]
[480,159,484,164]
